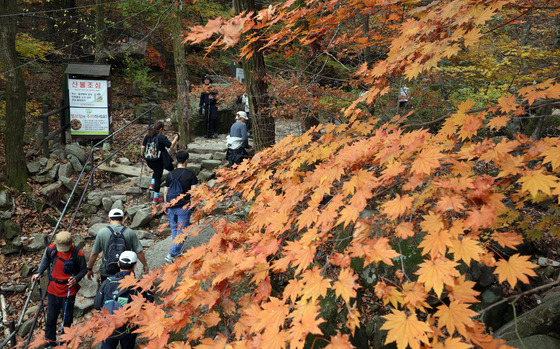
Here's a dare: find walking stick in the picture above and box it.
[137,156,145,206]
[58,278,72,346]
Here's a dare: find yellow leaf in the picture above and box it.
[541,145,560,170]
[381,309,432,349]
[494,254,538,288]
[435,301,477,336]
[382,194,415,219]
[449,237,484,265]
[416,257,460,297]
[518,169,558,198]
[411,148,442,175]
[420,211,445,234]
[333,268,359,303]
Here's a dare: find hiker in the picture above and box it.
[240,92,252,137]
[94,251,154,349]
[31,231,87,348]
[198,75,219,139]
[141,120,179,204]
[226,111,252,167]
[86,209,148,283]
[398,86,410,109]
[163,151,199,263]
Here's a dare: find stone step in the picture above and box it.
[188,142,227,154]
[201,159,223,171]
[189,153,212,162]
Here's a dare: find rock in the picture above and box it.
[74,296,95,313]
[134,103,166,124]
[73,235,86,250]
[88,190,122,201]
[135,230,155,239]
[81,204,98,214]
[88,198,101,207]
[89,215,104,225]
[0,191,11,208]
[207,179,216,187]
[65,143,87,163]
[58,162,74,178]
[0,211,12,220]
[59,175,77,191]
[186,163,201,175]
[470,262,495,287]
[2,242,21,255]
[21,264,34,277]
[140,239,154,248]
[17,318,34,338]
[189,153,212,162]
[101,197,113,211]
[126,187,143,195]
[51,148,66,159]
[88,223,108,238]
[119,157,131,166]
[40,181,63,196]
[198,170,215,182]
[2,220,22,240]
[188,143,227,154]
[127,204,148,217]
[537,257,560,267]
[24,233,46,252]
[201,159,222,171]
[494,292,560,341]
[67,154,83,172]
[78,276,99,298]
[506,335,560,349]
[213,151,227,161]
[110,195,127,202]
[26,160,43,174]
[130,208,153,229]
[134,176,152,189]
[102,142,111,152]
[31,174,53,184]
[111,199,125,212]
[31,276,48,301]
[47,163,60,180]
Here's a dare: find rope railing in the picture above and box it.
[1,104,157,349]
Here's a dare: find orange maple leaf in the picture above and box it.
[449,236,484,265]
[493,231,523,249]
[419,229,452,258]
[402,281,430,312]
[411,148,442,175]
[381,309,432,349]
[300,266,330,301]
[416,257,460,297]
[518,169,558,198]
[420,211,445,234]
[435,301,477,336]
[395,221,415,239]
[541,145,560,170]
[497,95,518,113]
[382,194,415,219]
[435,194,466,213]
[494,253,538,288]
[447,275,481,304]
[433,336,472,349]
[333,268,359,303]
[325,331,353,348]
[374,281,404,308]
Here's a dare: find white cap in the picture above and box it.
[119,251,137,264]
[236,111,248,120]
[108,208,124,219]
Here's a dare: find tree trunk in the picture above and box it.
[94,0,106,63]
[0,0,29,190]
[172,1,191,144]
[234,0,275,150]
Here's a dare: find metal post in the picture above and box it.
[60,99,66,144]
[42,105,49,157]
[8,320,16,347]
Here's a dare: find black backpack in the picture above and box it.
[49,245,79,280]
[166,170,186,205]
[144,135,160,160]
[104,226,129,275]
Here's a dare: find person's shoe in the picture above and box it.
[152,197,163,204]
[165,254,175,263]
[149,184,155,191]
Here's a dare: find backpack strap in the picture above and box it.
[107,225,129,249]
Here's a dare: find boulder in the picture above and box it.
[17,318,34,338]
[65,143,87,163]
[186,163,201,175]
[111,199,125,212]
[0,191,10,208]
[26,160,43,174]
[506,335,560,349]
[59,175,76,191]
[58,162,74,178]
[24,233,46,252]
[130,208,153,229]
[78,277,99,298]
[21,263,34,277]
[32,174,54,184]
[494,292,560,341]
[67,154,83,172]
[40,181,64,196]
[134,176,152,189]
[81,204,98,214]
[74,296,95,313]
[88,198,101,207]
[198,170,215,182]
[126,187,143,195]
[134,103,166,124]
[140,239,154,248]
[110,195,127,202]
[31,276,49,301]
[47,163,60,181]
[213,151,227,161]
[2,220,22,240]
[88,223,108,238]
[88,190,122,201]
[102,197,113,211]
[189,153,212,162]
[119,157,131,166]
[2,242,22,255]
[127,204,149,217]
[201,159,222,171]
[135,230,156,240]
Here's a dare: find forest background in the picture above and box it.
[1,0,560,348]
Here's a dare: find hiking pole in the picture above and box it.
[137,156,145,205]
[58,277,72,346]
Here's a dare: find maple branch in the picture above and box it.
[483,9,532,35]
[476,276,560,318]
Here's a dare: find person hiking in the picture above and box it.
[141,120,179,204]
[94,251,154,349]
[226,111,252,167]
[163,151,199,263]
[86,209,148,283]
[198,75,219,139]
[31,231,87,348]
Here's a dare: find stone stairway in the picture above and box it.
[184,135,229,182]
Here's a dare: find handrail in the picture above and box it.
[1,104,157,349]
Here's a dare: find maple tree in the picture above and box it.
[38,0,560,348]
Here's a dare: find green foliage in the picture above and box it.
[15,33,54,60]
[123,54,155,93]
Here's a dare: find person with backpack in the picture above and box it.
[94,251,154,349]
[31,231,87,348]
[226,111,252,167]
[162,151,198,263]
[141,121,179,204]
[86,209,148,283]
[198,75,219,139]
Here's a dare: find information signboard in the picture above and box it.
[69,79,108,108]
[68,78,109,136]
[69,107,110,135]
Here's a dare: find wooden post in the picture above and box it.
[8,320,16,347]
[42,104,49,157]
[60,99,66,144]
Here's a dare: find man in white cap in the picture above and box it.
[31,231,87,348]
[87,208,148,282]
[226,111,252,166]
[94,251,153,349]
